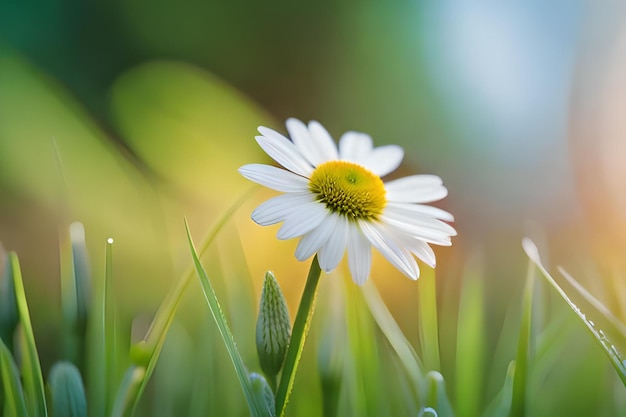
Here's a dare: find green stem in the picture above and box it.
[275,256,322,417]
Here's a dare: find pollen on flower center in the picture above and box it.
[309,160,387,220]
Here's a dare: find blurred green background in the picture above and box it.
[1,0,626,415]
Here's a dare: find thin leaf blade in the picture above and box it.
[522,238,626,385]
[185,219,269,417]
[0,337,28,417]
[11,252,48,417]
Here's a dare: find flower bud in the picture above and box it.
[256,271,291,377]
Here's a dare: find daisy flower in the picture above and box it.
[239,118,456,285]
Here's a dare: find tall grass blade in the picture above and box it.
[417,268,441,372]
[362,281,424,404]
[47,361,87,417]
[423,371,454,417]
[0,337,28,417]
[115,189,253,414]
[103,238,117,416]
[557,266,626,338]
[11,252,48,417]
[0,243,18,348]
[185,219,271,417]
[88,238,116,417]
[484,361,516,417]
[110,366,146,417]
[218,225,259,363]
[60,222,92,367]
[274,256,322,417]
[70,223,92,343]
[344,282,383,417]
[509,256,535,417]
[522,238,626,386]
[455,270,485,417]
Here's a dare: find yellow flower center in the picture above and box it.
[309,160,387,221]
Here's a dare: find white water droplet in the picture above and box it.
[611,345,622,360]
[588,320,595,327]
[419,408,438,417]
[598,330,606,340]
[107,238,114,244]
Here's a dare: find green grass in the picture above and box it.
[1,225,625,417]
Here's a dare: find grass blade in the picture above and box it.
[103,238,117,415]
[60,222,92,368]
[47,362,87,417]
[11,252,48,417]
[557,266,626,338]
[523,238,626,385]
[0,243,18,348]
[417,268,441,372]
[484,361,516,417]
[455,269,485,417]
[362,281,424,404]
[343,281,383,417]
[88,238,117,417]
[185,219,270,417]
[424,371,454,417]
[0,337,28,417]
[509,255,535,417]
[111,189,253,414]
[274,256,322,417]
[110,366,146,417]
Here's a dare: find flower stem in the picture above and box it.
[275,256,322,417]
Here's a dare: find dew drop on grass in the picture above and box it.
[610,345,623,360]
[589,320,595,327]
[107,238,114,244]
[419,407,438,417]
[598,330,607,341]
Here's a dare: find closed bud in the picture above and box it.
[256,271,291,377]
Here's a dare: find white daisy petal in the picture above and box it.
[239,164,310,192]
[286,118,328,167]
[317,215,348,273]
[308,121,339,162]
[408,239,437,268]
[357,145,404,177]
[347,225,371,285]
[295,214,338,261]
[383,216,454,247]
[251,192,314,225]
[390,232,437,267]
[359,221,419,280]
[383,207,457,237]
[256,128,314,176]
[386,201,455,222]
[338,131,373,161]
[385,175,448,203]
[277,202,328,240]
